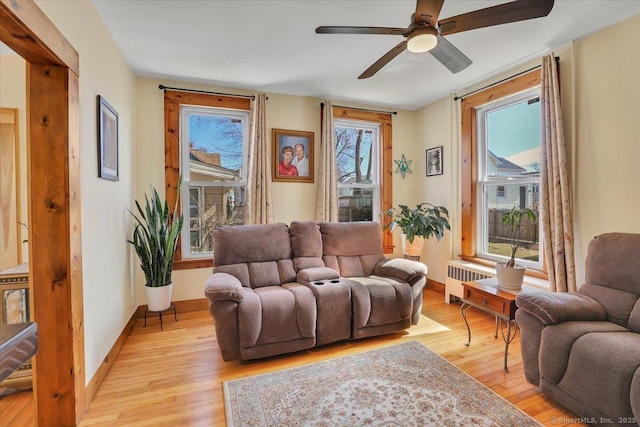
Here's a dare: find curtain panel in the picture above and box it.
[316,101,339,222]
[540,54,577,292]
[245,93,274,225]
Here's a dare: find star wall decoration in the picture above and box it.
[394,154,412,178]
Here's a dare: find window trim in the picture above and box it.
[164,90,250,269]
[332,107,393,253]
[460,70,547,276]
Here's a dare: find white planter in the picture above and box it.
[146,283,173,311]
[401,234,425,258]
[495,263,526,290]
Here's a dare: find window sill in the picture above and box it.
[458,255,549,289]
[173,258,213,270]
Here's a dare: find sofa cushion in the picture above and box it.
[557,332,640,422]
[290,221,323,258]
[585,232,640,295]
[628,299,640,333]
[213,263,250,287]
[346,276,413,328]
[540,321,629,384]
[239,284,316,347]
[213,223,292,266]
[320,221,383,256]
[580,283,639,327]
[338,256,365,277]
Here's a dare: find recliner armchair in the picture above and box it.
[515,233,640,426]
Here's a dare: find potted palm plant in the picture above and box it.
[128,185,183,311]
[383,203,451,258]
[495,206,538,289]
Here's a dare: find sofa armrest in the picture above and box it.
[515,291,606,325]
[297,267,340,284]
[374,258,427,284]
[204,272,245,303]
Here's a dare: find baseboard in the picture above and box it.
[86,298,209,408]
[426,279,445,294]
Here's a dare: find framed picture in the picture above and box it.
[272,128,314,183]
[426,146,443,177]
[97,95,119,181]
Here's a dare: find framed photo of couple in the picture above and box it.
[272,128,314,183]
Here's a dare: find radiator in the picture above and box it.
[445,260,494,303]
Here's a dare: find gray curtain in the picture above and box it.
[316,101,339,221]
[245,93,274,224]
[540,55,576,292]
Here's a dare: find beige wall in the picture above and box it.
[136,77,417,302]
[0,53,28,263]
[34,0,137,384]
[415,14,640,287]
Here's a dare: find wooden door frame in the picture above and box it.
[0,1,85,425]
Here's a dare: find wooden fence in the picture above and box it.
[488,209,538,244]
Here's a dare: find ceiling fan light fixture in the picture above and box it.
[407,27,438,53]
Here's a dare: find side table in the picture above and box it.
[144,303,177,331]
[460,278,524,372]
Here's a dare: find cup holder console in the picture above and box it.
[312,279,342,286]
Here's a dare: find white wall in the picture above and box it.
[34,0,137,384]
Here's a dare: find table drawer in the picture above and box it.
[464,287,510,316]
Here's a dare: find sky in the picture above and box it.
[487,99,541,164]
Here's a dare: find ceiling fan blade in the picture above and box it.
[438,0,554,36]
[429,35,472,74]
[415,0,444,26]
[316,26,406,36]
[359,41,407,79]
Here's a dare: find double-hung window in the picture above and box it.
[475,88,542,269]
[330,106,393,253]
[179,106,248,259]
[334,120,380,222]
[460,70,545,273]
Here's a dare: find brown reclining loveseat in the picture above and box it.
[204,221,427,362]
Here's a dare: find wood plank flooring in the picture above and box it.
[0,290,586,426]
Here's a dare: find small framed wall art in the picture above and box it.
[97,95,119,181]
[426,146,443,177]
[272,128,314,183]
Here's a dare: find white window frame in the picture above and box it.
[179,105,249,259]
[334,119,381,222]
[475,87,543,270]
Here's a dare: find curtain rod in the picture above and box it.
[322,102,397,115]
[453,56,559,102]
[158,84,256,100]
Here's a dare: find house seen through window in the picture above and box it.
[475,87,542,269]
[180,106,248,259]
[335,120,380,222]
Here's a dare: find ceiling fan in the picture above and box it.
[316,0,554,79]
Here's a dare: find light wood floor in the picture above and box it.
[0,290,586,426]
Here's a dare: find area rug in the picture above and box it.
[223,341,541,426]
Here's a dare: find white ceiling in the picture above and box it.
[91,0,639,111]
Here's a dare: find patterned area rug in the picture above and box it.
[223,341,541,426]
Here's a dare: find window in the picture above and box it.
[335,121,379,222]
[164,91,250,268]
[180,106,248,259]
[331,107,393,252]
[461,70,545,273]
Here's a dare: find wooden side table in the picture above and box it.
[460,278,524,372]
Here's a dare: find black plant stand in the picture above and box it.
[144,303,177,331]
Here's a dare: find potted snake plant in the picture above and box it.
[383,203,451,258]
[495,206,538,289]
[128,185,183,311]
